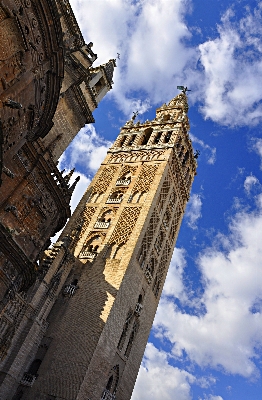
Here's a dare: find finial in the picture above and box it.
[69,176,80,194]
[64,168,75,184]
[117,53,120,60]
[177,86,191,94]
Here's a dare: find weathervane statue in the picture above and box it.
[177,85,191,94]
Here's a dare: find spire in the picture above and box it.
[63,168,75,184]
[68,175,80,194]
[167,92,189,113]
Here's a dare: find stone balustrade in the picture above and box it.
[94,221,110,229]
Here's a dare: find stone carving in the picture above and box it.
[93,166,118,194]
[109,150,165,164]
[131,164,158,194]
[109,207,141,246]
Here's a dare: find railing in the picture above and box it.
[145,270,153,284]
[101,389,116,400]
[94,221,110,229]
[79,251,97,259]
[116,179,130,186]
[20,373,36,387]
[63,284,78,297]
[134,302,143,316]
[106,198,123,204]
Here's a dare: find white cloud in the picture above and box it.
[154,193,262,378]
[198,3,262,126]
[71,1,262,127]
[70,0,197,115]
[244,175,259,194]
[190,134,216,165]
[162,248,187,299]
[185,193,202,229]
[62,125,112,174]
[253,138,262,169]
[131,343,195,400]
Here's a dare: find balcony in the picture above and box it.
[63,284,78,297]
[20,373,36,387]
[116,179,130,186]
[94,221,110,229]
[79,251,97,259]
[106,197,123,204]
[134,302,143,316]
[101,389,116,400]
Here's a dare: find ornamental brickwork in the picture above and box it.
[3,92,196,400]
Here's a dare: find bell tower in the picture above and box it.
[9,92,196,400]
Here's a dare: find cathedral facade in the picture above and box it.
[2,92,196,399]
[0,0,115,394]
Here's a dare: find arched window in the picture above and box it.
[118,310,133,351]
[141,128,153,145]
[127,135,136,146]
[153,132,162,144]
[118,136,127,147]
[107,191,123,203]
[163,131,172,143]
[124,319,139,358]
[106,375,113,391]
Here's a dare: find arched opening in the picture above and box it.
[153,132,162,144]
[118,136,127,147]
[163,131,172,143]
[163,114,170,121]
[141,128,153,145]
[124,320,139,358]
[127,135,136,146]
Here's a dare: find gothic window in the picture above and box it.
[103,365,119,397]
[141,128,153,145]
[124,319,139,358]
[118,310,133,351]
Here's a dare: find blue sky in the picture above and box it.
[59,1,262,399]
